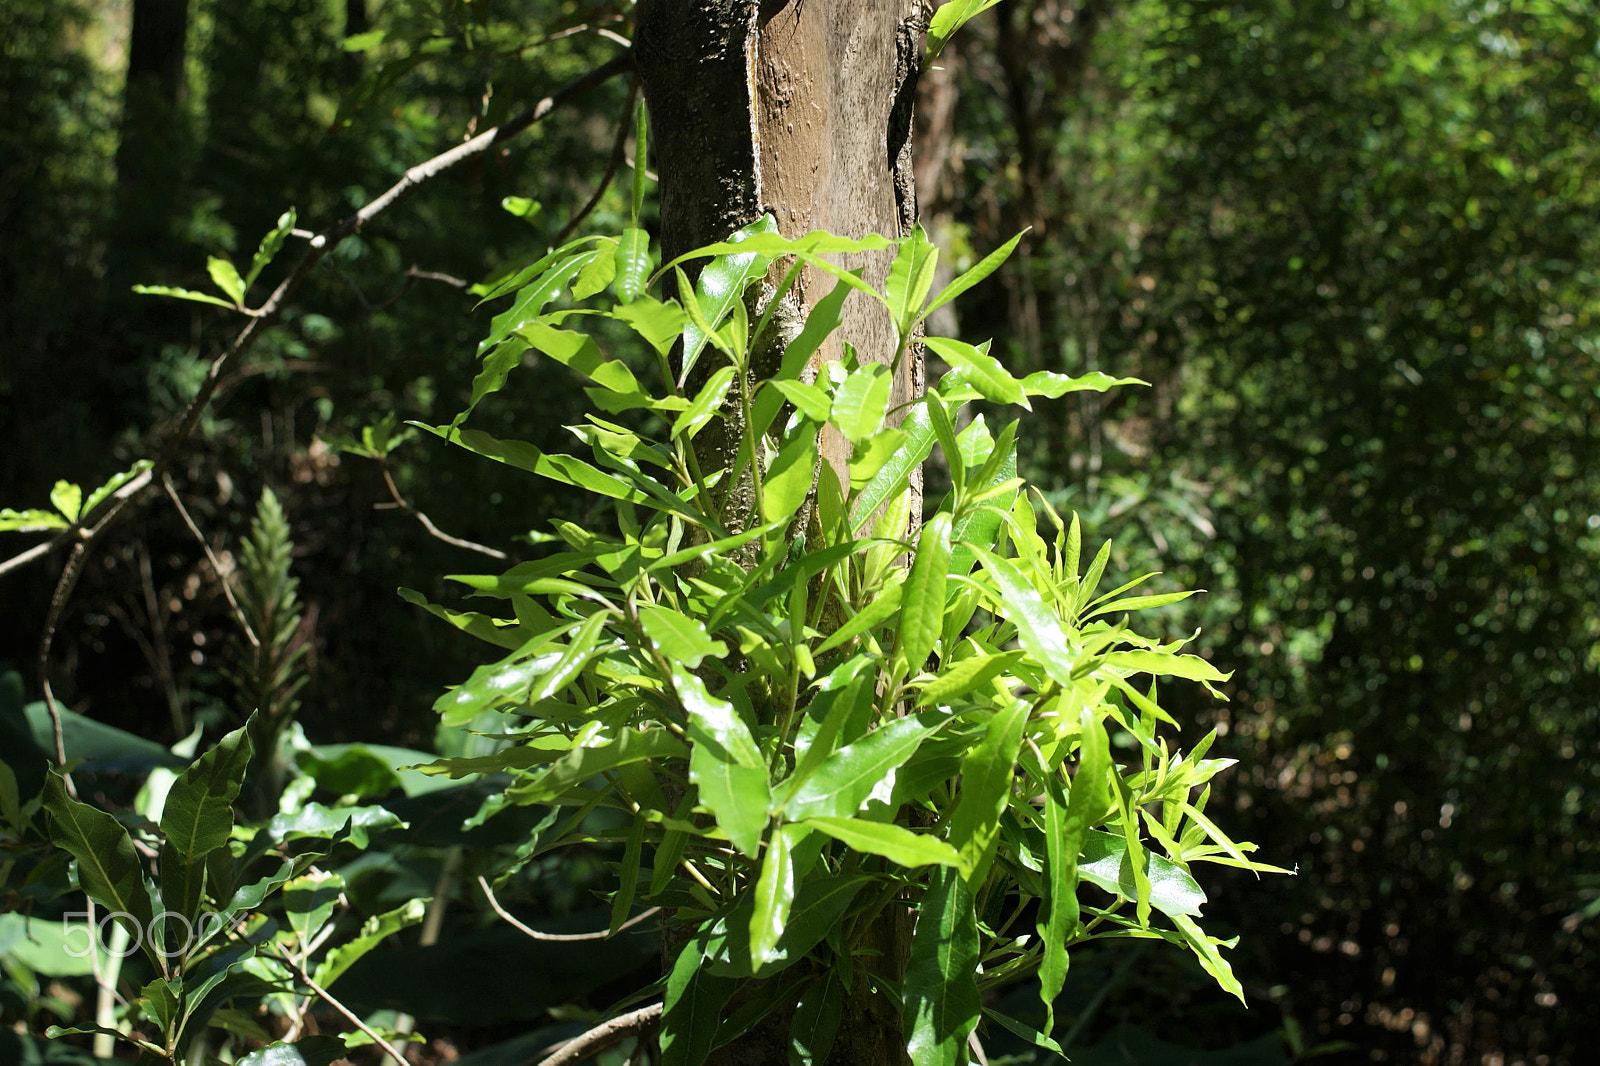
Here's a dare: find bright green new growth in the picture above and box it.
[410,218,1282,1063]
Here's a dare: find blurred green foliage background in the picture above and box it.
[2,0,1596,1062]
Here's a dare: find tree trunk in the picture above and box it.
[113,0,190,259]
[633,2,926,1061]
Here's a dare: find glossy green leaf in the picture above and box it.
[0,507,69,532]
[261,802,403,850]
[630,101,649,222]
[1172,913,1245,1003]
[885,224,939,335]
[706,874,870,978]
[520,320,642,395]
[608,295,687,355]
[751,274,858,437]
[41,773,157,965]
[131,283,238,308]
[813,581,903,655]
[477,249,595,356]
[663,228,894,271]
[847,427,906,490]
[925,336,1028,408]
[639,604,728,668]
[783,711,945,820]
[801,816,961,869]
[925,231,1024,317]
[672,364,737,439]
[82,459,153,520]
[245,207,297,290]
[762,425,819,525]
[831,364,891,442]
[926,0,1004,63]
[902,865,981,1066]
[678,668,770,856]
[851,400,935,528]
[749,825,797,967]
[790,974,845,1065]
[313,897,427,988]
[1097,649,1232,686]
[947,700,1028,882]
[614,227,652,304]
[679,216,778,378]
[284,872,344,947]
[1021,369,1148,397]
[1077,828,1206,917]
[49,481,82,523]
[507,728,688,805]
[571,244,617,300]
[1039,708,1110,1026]
[768,379,833,422]
[397,588,521,650]
[159,721,252,923]
[916,649,1024,708]
[662,937,735,1066]
[206,256,246,305]
[900,513,953,670]
[969,545,1076,689]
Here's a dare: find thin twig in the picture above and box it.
[380,465,508,560]
[163,475,259,649]
[275,948,411,1066]
[535,1003,663,1066]
[405,266,471,288]
[555,76,640,246]
[11,53,632,770]
[477,875,659,942]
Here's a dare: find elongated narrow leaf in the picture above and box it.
[926,0,1004,63]
[831,364,891,443]
[313,897,427,988]
[925,336,1028,408]
[132,284,239,309]
[903,865,981,1066]
[1077,828,1205,917]
[791,975,845,1065]
[608,295,686,355]
[762,426,819,525]
[925,231,1024,317]
[900,513,953,670]
[749,825,797,967]
[507,728,688,805]
[706,874,869,979]
[917,649,1024,708]
[751,274,859,438]
[207,257,246,305]
[42,774,157,965]
[477,250,595,356]
[851,400,935,528]
[801,816,961,869]
[813,581,903,655]
[1171,913,1245,1003]
[783,711,945,820]
[768,379,833,422]
[614,227,652,304]
[0,507,69,532]
[159,722,253,923]
[1097,649,1232,686]
[884,225,939,335]
[639,605,727,668]
[946,701,1028,882]
[969,545,1076,689]
[1022,369,1148,397]
[1038,708,1110,1026]
[245,207,297,290]
[662,229,894,272]
[520,321,642,395]
[677,668,770,855]
[82,460,154,520]
[679,217,778,379]
[662,937,735,1066]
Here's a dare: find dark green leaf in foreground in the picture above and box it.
[903,865,980,1066]
[42,774,156,965]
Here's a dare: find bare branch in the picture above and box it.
[477,875,659,942]
[275,948,412,1066]
[556,76,641,246]
[535,1003,663,1066]
[12,52,632,768]
[163,475,259,649]
[380,465,509,561]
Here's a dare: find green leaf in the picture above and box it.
[313,897,427,988]
[678,668,770,856]
[791,975,845,1065]
[571,246,617,300]
[237,1037,349,1066]
[926,0,1004,63]
[848,427,906,490]
[925,231,1024,317]
[42,774,157,966]
[1171,913,1245,1003]
[207,256,246,305]
[705,874,870,978]
[751,274,858,437]
[800,816,961,869]
[813,581,902,655]
[131,284,239,309]
[0,508,69,532]
[925,336,1028,408]
[159,721,253,923]
[663,228,894,271]
[639,605,728,668]
[884,224,939,336]
[1077,828,1206,917]
[507,728,688,805]
[916,649,1024,708]
[900,513,953,670]
[614,227,652,304]
[283,873,344,946]
[946,700,1028,882]
[397,588,521,650]
[82,460,153,521]
[969,545,1076,690]
[520,320,643,395]
[850,399,935,528]
[902,865,981,1066]
[768,379,833,423]
[1096,649,1232,687]
[245,208,297,290]
[630,101,649,223]
[1039,708,1110,1027]
[749,825,797,967]
[762,425,819,525]
[679,216,778,380]
[476,249,595,357]
[1021,369,1148,397]
[831,364,891,442]
[49,481,82,523]
[608,295,686,355]
[662,937,735,1066]
[673,364,737,440]
[261,802,404,850]
[783,711,945,820]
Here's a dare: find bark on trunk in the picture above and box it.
[633,2,927,1061]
